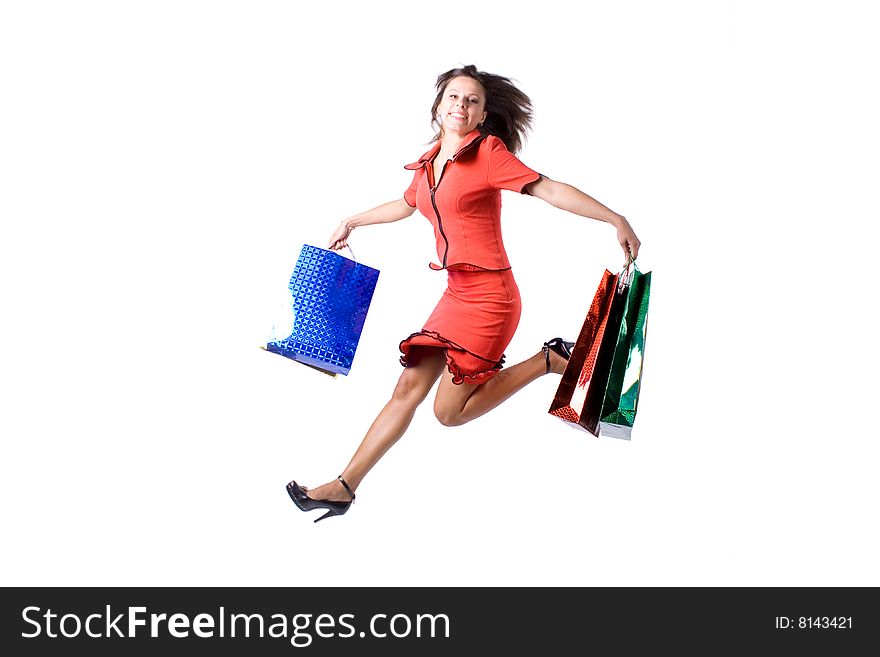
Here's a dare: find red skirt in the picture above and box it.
[399,269,522,385]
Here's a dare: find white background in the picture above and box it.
[1,1,877,586]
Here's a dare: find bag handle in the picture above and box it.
[327,244,358,262]
[617,254,637,294]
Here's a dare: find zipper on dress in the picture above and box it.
[430,172,450,268]
[429,135,484,269]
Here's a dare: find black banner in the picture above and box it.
[1,587,877,654]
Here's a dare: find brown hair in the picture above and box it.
[430,64,534,154]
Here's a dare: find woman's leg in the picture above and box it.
[432,347,568,427]
[302,348,448,502]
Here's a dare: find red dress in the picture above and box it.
[398,129,543,385]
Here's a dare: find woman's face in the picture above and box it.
[437,76,487,138]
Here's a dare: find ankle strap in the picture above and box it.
[337,475,356,501]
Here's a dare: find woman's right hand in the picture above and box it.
[328,221,352,251]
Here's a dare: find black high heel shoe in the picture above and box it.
[286,475,356,523]
[542,337,575,374]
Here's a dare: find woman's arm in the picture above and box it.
[328,198,417,250]
[526,176,641,260]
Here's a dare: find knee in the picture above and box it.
[391,368,432,405]
[433,403,466,427]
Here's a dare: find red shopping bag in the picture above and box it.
[548,269,626,435]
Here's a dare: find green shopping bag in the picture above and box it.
[598,260,651,439]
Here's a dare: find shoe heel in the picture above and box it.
[543,337,575,374]
[314,509,338,523]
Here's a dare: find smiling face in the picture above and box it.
[436,76,488,138]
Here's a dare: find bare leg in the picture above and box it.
[303,348,448,502]
[432,347,567,427]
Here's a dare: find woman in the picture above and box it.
[287,65,641,521]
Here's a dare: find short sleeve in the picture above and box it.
[403,169,420,207]
[486,135,542,194]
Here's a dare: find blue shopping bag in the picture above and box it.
[265,244,380,376]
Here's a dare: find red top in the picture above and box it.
[403,129,542,271]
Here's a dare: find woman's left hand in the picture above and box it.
[616,217,641,262]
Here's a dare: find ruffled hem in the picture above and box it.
[428,262,512,272]
[398,329,506,385]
